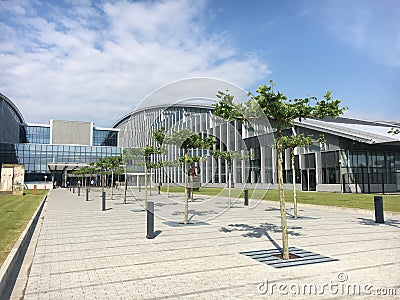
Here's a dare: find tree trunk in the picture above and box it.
[277,127,289,260]
[184,150,189,224]
[159,165,162,193]
[124,166,127,204]
[111,170,114,200]
[291,148,298,218]
[228,162,231,207]
[145,159,148,210]
[149,168,152,196]
[167,165,170,198]
[101,173,105,194]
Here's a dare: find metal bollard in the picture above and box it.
[244,189,249,206]
[78,186,80,196]
[102,191,106,211]
[374,196,384,223]
[139,184,141,192]
[158,185,161,194]
[146,201,155,239]
[73,187,75,193]
[86,188,89,201]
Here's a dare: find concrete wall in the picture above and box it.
[51,120,92,146]
[317,184,342,193]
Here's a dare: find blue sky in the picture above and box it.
[0,0,399,126]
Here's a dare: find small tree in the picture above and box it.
[165,129,215,224]
[122,148,145,204]
[72,168,83,187]
[86,163,97,191]
[144,145,157,207]
[163,159,181,197]
[108,155,123,200]
[178,155,201,201]
[212,150,246,207]
[281,133,314,218]
[152,128,167,188]
[96,157,111,194]
[213,82,346,259]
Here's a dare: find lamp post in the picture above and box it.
[44,175,47,189]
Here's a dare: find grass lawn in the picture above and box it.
[0,189,47,267]
[159,186,400,212]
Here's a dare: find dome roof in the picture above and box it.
[113,78,249,128]
[134,77,249,111]
[0,92,25,123]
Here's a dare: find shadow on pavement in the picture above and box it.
[219,223,302,238]
[356,217,400,228]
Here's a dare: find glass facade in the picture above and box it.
[1,118,121,182]
[0,93,24,144]
[0,143,121,181]
[321,151,340,184]
[93,129,118,146]
[283,153,301,184]
[343,150,400,185]
[20,125,51,144]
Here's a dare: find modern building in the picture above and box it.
[115,103,400,193]
[0,93,121,187]
[1,77,400,193]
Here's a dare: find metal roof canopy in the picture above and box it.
[295,118,400,144]
[47,162,89,172]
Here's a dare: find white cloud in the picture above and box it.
[0,0,270,126]
[317,0,400,68]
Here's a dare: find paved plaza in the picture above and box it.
[20,187,400,299]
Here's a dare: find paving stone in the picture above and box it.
[21,188,400,299]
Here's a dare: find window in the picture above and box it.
[321,151,340,184]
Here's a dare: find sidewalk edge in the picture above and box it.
[0,191,48,297]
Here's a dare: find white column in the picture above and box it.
[271,148,277,184]
[260,146,266,183]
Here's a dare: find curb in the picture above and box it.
[157,191,400,218]
[0,191,48,297]
[255,198,400,218]
[284,201,400,218]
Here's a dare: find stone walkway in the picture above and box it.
[23,187,400,299]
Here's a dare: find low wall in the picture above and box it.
[317,184,342,193]
[0,192,47,297]
[25,182,52,189]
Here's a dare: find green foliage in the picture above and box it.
[165,129,215,152]
[163,160,181,167]
[214,81,347,129]
[281,133,314,150]
[95,157,111,174]
[153,127,166,146]
[146,160,164,170]
[178,155,200,165]
[144,145,157,157]
[123,147,145,161]
[213,90,247,122]
[212,150,245,167]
